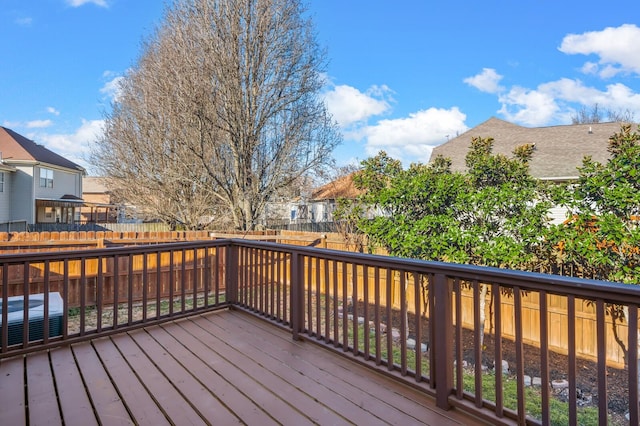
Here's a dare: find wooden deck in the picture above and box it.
[0,309,484,425]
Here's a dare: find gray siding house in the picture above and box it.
[0,127,86,225]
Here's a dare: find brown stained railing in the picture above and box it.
[0,240,230,358]
[230,240,640,425]
[3,239,640,424]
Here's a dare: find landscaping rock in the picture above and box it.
[551,379,569,390]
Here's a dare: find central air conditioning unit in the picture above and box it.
[0,292,64,346]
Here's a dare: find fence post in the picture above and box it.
[291,251,304,340]
[433,273,453,410]
[226,242,238,304]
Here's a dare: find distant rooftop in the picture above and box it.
[0,126,85,172]
[430,117,625,180]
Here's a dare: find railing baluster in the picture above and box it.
[22,263,29,347]
[374,266,381,366]
[113,255,119,329]
[204,248,210,308]
[386,268,393,371]
[156,251,162,316]
[454,277,462,397]
[473,280,482,407]
[400,270,407,375]
[363,265,370,360]
[269,250,275,318]
[352,262,359,356]
[629,304,639,425]
[332,260,338,347]
[492,283,503,418]
[1,263,8,352]
[96,256,103,332]
[514,286,526,423]
[324,257,330,344]
[568,295,577,425]
[342,261,348,351]
[180,249,187,312]
[63,258,69,339]
[169,250,174,315]
[127,254,133,326]
[433,273,453,410]
[80,259,86,335]
[43,260,50,344]
[315,256,321,339]
[192,248,198,311]
[414,271,421,381]
[596,299,607,425]
[291,252,303,340]
[142,253,148,322]
[540,290,550,425]
[307,256,312,332]
[276,251,281,321]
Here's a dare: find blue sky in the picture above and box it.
[2,0,640,174]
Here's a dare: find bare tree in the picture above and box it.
[572,103,636,124]
[93,0,340,230]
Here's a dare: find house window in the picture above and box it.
[0,172,4,192]
[40,168,54,188]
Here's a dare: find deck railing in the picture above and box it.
[2,239,639,425]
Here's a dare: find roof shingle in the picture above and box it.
[430,117,624,180]
[0,126,85,172]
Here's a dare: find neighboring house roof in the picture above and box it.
[0,126,85,173]
[311,173,362,201]
[429,117,624,180]
[83,176,111,194]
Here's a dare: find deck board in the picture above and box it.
[26,351,62,425]
[49,346,98,426]
[0,355,26,425]
[72,341,132,425]
[208,311,463,426]
[91,337,169,425]
[0,309,485,425]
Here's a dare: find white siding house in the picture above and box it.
[0,127,86,225]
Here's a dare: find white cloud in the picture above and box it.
[47,107,60,116]
[360,107,468,165]
[464,68,505,94]
[26,120,53,128]
[498,86,559,126]
[100,73,124,102]
[323,84,393,128]
[559,24,640,77]
[66,0,108,7]
[34,119,104,172]
[496,77,640,126]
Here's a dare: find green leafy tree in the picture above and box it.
[550,124,640,363]
[352,140,552,348]
[553,124,640,283]
[353,140,552,268]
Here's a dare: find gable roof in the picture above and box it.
[311,173,362,201]
[0,126,85,173]
[429,117,624,180]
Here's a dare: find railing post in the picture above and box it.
[433,273,453,410]
[291,251,304,340]
[226,242,238,304]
